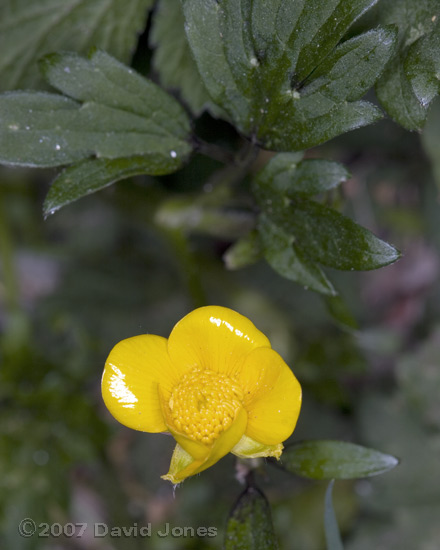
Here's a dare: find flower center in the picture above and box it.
[168,368,244,445]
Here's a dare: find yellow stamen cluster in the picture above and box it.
[169,368,244,445]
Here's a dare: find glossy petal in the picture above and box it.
[162,407,248,483]
[102,335,180,432]
[232,434,283,459]
[167,305,271,377]
[238,347,302,445]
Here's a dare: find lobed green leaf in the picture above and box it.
[250,0,380,86]
[183,0,395,150]
[224,486,279,550]
[0,0,154,91]
[0,91,192,168]
[278,440,399,480]
[40,50,190,138]
[0,51,193,169]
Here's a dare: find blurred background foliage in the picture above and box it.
[1,2,440,550]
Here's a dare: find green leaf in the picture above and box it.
[44,156,181,216]
[40,50,190,137]
[0,52,192,168]
[405,23,440,108]
[375,0,440,130]
[324,480,344,550]
[259,214,337,296]
[256,153,349,198]
[279,198,400,270]
[258,100,384,152]
[277,440,399,480]
[254,152,303,203]
[183,0,395,150]
[303,27,397,102]
[150,0,212,116]
[183,0,249,126]
[290,161,350,195]
[0,0,154,92]
[223,231,263,270]
[251,0,380,84]
[224,487,278,550]
[376,55,428,130]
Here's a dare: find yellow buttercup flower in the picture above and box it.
[102,306,302,483]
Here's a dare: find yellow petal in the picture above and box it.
[232,434,283,459]
[161,407,248,483]
[167,305,271,377]
[102,335,180,432]
[238,347,302,445]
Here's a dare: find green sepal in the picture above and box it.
[231,434,283,459]
[161,443,193,484]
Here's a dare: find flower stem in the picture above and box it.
[163,228,207,309]
[0,188,30,357]
[0,189,19,313]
